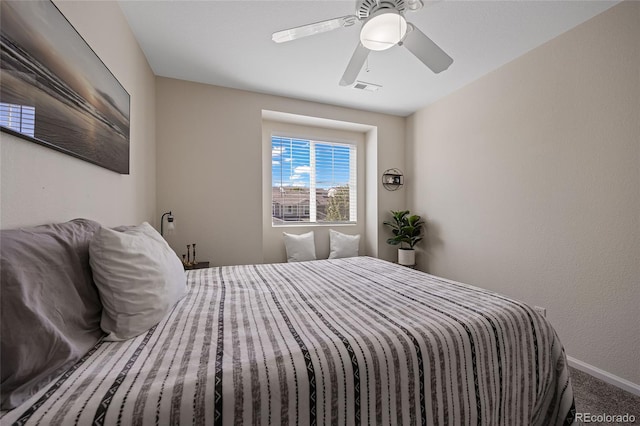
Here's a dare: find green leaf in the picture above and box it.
[385,209,425,248]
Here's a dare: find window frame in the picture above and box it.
[271,134,358,227]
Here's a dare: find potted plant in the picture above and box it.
[383,210,424,266]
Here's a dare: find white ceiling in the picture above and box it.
[118,0,618,117]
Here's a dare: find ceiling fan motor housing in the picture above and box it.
[357,0,407,20]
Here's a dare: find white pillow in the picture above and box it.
[328,229,360,259]
[283,231,316,262]
[89,222,186,341]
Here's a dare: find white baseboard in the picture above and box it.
[568,356,640,397]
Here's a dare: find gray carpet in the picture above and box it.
[570,367,640,425]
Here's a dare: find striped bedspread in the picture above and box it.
[2,257,574,425]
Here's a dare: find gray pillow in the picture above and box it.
[328,229,360,259]
[283,231,317,262]
[89,222,187,341]
[0,219,104,409]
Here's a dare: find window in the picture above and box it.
[272,136,356,225]
[0,102,35,138]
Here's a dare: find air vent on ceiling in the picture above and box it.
[353,80,382,92]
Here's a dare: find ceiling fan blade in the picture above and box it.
[272,15,357,43]
[402,23,453,73]
[339,43,370,86]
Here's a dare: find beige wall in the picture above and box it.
[0,1,156,229]
[155,78,405,266]
[406,2,640,385]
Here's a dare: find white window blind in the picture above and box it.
[0,102,35,137]
[272,136,357,225]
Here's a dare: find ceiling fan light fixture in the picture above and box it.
[360,9,407,51]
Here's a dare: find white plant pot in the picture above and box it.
[398,248,415,266]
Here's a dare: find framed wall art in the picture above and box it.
[0,0,130,174]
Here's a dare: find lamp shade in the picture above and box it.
[161,211,175,237]
[166,219,175,235]
[360,9,407,51]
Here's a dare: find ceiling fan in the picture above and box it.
[272,0,453,87]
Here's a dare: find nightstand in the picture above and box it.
[184,261,210,270]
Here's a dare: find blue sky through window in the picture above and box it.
[272,136,351,189]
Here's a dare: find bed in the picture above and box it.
[1,221,574,425]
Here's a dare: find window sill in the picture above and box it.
[272,222,357,228]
